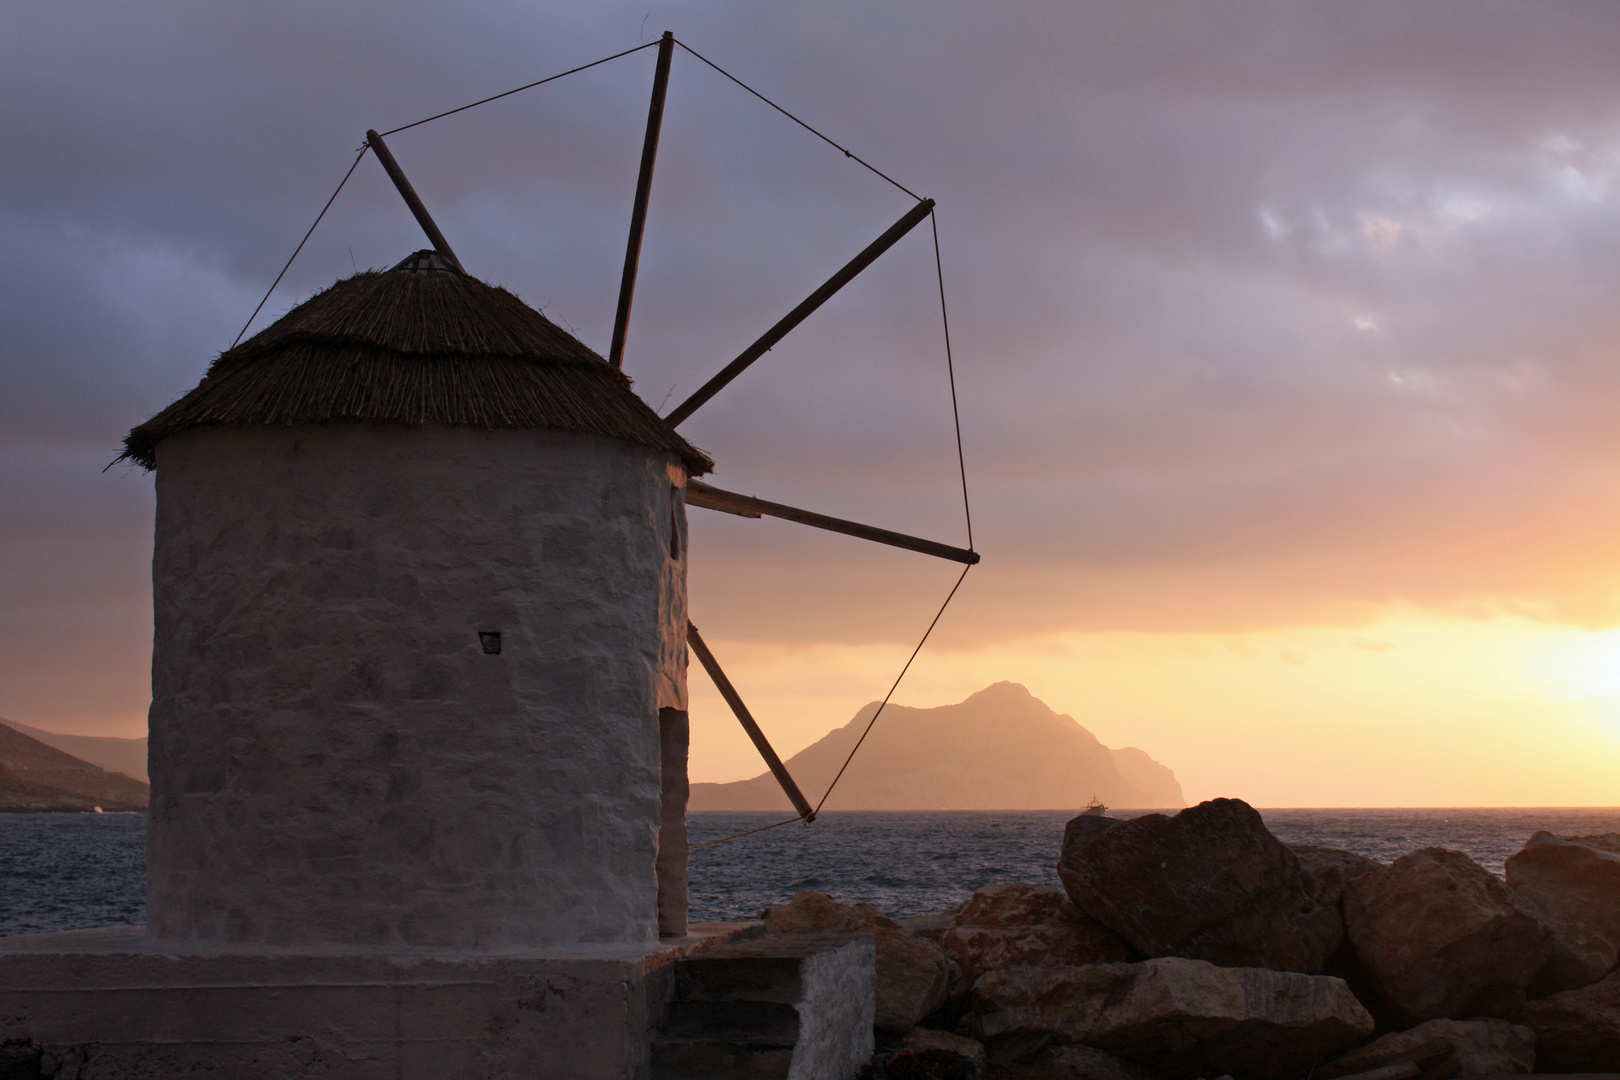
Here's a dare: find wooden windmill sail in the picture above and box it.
[363,31,975,827]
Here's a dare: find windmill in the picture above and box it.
[122,32,974,954]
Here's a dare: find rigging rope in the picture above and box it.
[673,40,922,202]
[231,146,368,348]
[377,41,658,137]
[687,562,973,850]
[690,814,802,850]
[932,211,974,551]
[811,562,972,815]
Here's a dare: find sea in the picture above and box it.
[4,808,1620,938]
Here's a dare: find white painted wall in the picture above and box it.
[146,424,687,950]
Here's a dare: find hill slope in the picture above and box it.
[690,682,1184,812]
[0,723,149,812]
[0,717,147,783]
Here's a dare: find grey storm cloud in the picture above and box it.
[6,1,1620,730]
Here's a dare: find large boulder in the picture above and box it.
[971,956,1373,1079]
[1343,847,1553,1022]
[901,1027,986,1066]
[1292,845,1396,1028]
[1506,831,1620,994]
[1061,812,1125,856]
[957,881,1079,926]
[763,890,949,1031]
[1523,970,1620,1072]
[941,883,1132,984]
[897,909,960,942]
[1292,844,1384,912]
[1033,1043,1166,1080]
[1057,798,1341,973]
[1318,1017,1535,1078]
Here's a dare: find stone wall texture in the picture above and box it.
[146,424,687,950]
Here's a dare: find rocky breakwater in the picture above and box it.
[764,804,1620,1077]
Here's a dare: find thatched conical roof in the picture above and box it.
[122,251,712,474]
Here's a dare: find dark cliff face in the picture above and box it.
[0,718,146,782]
[689,681,1185,812]
[0,723,148,812]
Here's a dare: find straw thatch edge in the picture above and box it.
[120,265,713,475]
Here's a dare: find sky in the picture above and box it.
[5,2,1620,806]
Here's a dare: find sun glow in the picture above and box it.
[1524,628,1620,699]
[1518,628,1620,742]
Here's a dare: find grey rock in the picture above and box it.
[1292,844,1385,913]
[1033,1043,1165,1080]
[956,883,1082,926]
[903,1027,986,1064]
[1523,970,1620,1072]
[941,883,1133,983]
[1292,845,1395,1025]
[942,923,1133,985]
[971,956,1373,1079]
[875,934,953,1032]
[1058,798,1342,973]
[1062,812,1125,857]
[1507,831,1620,995]
[1319,1018,1535,1078]
[898,909,961,942]
[1344,847,1554,1022]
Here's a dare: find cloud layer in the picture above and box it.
[6,2,1620,733]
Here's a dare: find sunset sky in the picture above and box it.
[5,3,1620,806]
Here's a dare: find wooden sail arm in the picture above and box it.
[609,30,675,370]
[686,479,979,566]
[365,130,464,273]
[686,622,816,822]
[663,197,935,427]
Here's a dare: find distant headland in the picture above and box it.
[0,719,148,812]
[690,681,1184,812]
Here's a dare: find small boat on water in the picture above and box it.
[1082,795,1108,817]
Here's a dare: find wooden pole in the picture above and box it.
[687,623,816,822]
[687,480,979,566]
[365,129,464,272]
[663,197,935,427]
[609,31,675,370]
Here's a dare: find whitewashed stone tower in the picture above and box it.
[123,251,711,950]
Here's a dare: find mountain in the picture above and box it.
[0,723,149,812]
[0,717,147,783]
[689,682,1184,812]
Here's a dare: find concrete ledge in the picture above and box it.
[0,922,764,1080]
[653,932,875,1080]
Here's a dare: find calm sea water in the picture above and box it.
[0,812,145,937]
[4,808,1620,937]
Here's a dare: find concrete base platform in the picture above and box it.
[0,923,764,1080]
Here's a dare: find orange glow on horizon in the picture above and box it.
[686,609,1620,808]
